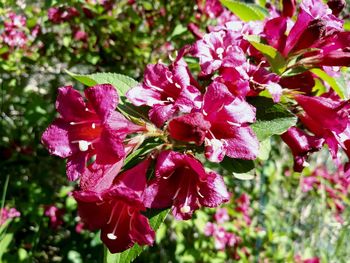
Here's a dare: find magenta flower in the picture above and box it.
[282,0,296,17]
[44,205,64,229]
[281,127,324,172]
[204,222,237,250]
[41,84,144,181]
[202,0,224,18]
[192,30,246,75]
[144,151,229,220]
[168,82,259,162]
[4,12,26,29]
[126,60,202,127]
[73,158,155,253]
[215,67,250,98]
[295,94,350,161]
[0,207,20,226]
[282,0,342,56]
[235,193,251,225]
[74,30,88,41]
[48,7,79,24]
[248,66,283,102]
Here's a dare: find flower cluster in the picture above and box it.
[0,12,40,50]
[203,195,252,260]
[301,165,350,223]
[42,0,350,254]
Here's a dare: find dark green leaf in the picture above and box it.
[249,97,297,141]
[220,0,267,21]
[221,157,255,174]
[104,209,169,263]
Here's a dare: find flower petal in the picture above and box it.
[130,212,155,246]
[41,118,76,158]
[55,86,88,122]
[85,84,119,121]
[224,126,259,160]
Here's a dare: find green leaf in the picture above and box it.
[310,68,347,99]
[220,0,267,21]
[233,172,255,180]
[221,157,255,174]
[104,209,169,263]
[249,97,297,141]
[257,138,271,161]
[244,35,286,74]
[65,70,138,98]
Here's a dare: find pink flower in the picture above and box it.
[168,82,259,163]
[74,30,88,41]
[48,7,79,24]
[73,158,155,253]
[202,0,224,18]
[144,151,229,220]
[204,222,216,236]
[192,30,245,75]
[248,66,283,102]
[44,205,64,229]
[301,176,320,192]
[0,207,20,225]
[282,0,342,56]
[126,58,202,127]
[281,127,324,172]
[75,221,85,233]
[41,84,144,182]
[235,193,252,225]
[4,12,26,29]
[214,207,229,224]
[2,30,27,48]
[295,94,350,163]
[204,222,238,250]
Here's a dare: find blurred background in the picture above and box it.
[1,0,349,262]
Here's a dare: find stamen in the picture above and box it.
[167,97,175,102]
[92,123,96,129]
[227,121,240,127]
[78,140,90,152]
[197,187,204,198]
[174,83,181,89]
[216,47,224,59]
[107,233,117,240]
[180,205,191,214]
[172,187,182,200]
[107,204,126,240]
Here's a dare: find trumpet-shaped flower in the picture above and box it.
[73,158,155,253]
[144,151,229,220]
[42,84,144,181]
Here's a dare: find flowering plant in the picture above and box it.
[6,0,349,261]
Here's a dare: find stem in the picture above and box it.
[0,174,10,224]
